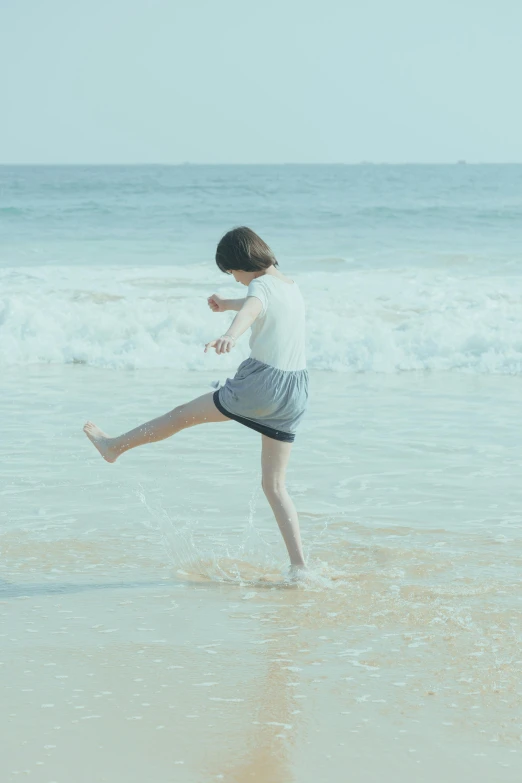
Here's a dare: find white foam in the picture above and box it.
[2,264,522,373]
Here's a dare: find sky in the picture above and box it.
[1,0,521,164]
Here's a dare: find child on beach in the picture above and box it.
[83,227,309,570]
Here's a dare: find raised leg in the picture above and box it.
[261,435,305,568]
[83,391,229,462]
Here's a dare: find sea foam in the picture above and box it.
[1,265,522,374]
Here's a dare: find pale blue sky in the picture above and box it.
[1,0,521,164]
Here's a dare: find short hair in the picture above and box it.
[215,226,278,274]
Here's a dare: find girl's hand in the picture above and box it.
[204,335,236,354]
[207,294,227,312]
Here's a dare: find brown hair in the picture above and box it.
[215,226,278,274]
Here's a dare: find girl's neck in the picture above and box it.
[253,266,294,284]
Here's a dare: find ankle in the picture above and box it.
[109,436,124,455]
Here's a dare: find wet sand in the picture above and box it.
[1,366,521,781]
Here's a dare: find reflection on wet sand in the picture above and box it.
[216,607,305,783]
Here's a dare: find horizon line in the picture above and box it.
[1,161,521,167]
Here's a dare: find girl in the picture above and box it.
[83,227,309,571]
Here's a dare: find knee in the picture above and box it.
[262,475,286,499]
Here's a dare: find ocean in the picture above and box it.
[1,165,521,782]
[2,163,522,372]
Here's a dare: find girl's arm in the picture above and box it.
[207,294,246,312]
[224,298,246,311]
[205,296,262,354]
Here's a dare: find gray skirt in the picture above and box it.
[213,358,309,442]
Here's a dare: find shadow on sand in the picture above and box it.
[0,570,303,599]
[0,577,174,599]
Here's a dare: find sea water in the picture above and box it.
[2,163,522,373]
[1,165,521,782]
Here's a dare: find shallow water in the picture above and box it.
[1,366,521,781]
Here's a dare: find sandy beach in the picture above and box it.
[1,365,520,781]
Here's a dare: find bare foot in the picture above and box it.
[83,421,120,463]
[286,563,307,583]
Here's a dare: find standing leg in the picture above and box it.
[261,435,306,568]
[83,391,229,463]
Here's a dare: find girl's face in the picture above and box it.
[229,269,255,286]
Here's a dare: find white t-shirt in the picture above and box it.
[246,275,306,371]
